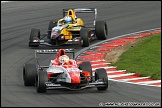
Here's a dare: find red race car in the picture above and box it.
[23,48,108,93]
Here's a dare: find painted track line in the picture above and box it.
[92,66,117,71]
[108,73,135,79]
[107,70,126,74]
[118,76,151,81]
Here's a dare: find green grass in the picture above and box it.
[111,33,161,80]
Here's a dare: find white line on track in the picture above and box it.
[109,78,161,87]
[134,80,161,85]
[108,73,135,78]
[106,70,126,73]
[91,63,111,66]
[118,77,151,81]
[92,66,117,71]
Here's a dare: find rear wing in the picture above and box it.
[63,8,97,26]
[35,48,75,59]
[35,48,75,68]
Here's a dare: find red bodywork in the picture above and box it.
[69,71,80,83]
[47,48,90,83]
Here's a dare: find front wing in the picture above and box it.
[45,79,106,90]
[29,37,82,47]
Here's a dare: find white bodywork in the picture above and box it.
[46,61,81,83]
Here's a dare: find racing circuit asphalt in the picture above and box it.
[1,1,161,107]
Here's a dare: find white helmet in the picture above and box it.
[59,55,70,64]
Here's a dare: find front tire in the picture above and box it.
[23,64,37,86]
[95,68,108,91]
[36,70,48,93]
[29,28,40,47]
[80,28,90,47]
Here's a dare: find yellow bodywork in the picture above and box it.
[60,28,72,40]
[57,9,85,40]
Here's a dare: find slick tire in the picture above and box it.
[23,64,37,86]
[36,70,48,93]
[95,68,108,91]
[95,20,108,40]
[80,28,90,47]
[79,62,93,82]
[29,28,40,47]
[47,20,57,39]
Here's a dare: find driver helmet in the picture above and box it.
[59,55,70,64]
[64,16,72,24]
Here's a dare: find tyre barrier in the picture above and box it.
[76,28,161,87]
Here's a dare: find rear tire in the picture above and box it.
[80,28,90,47]
[95,21,108,40]
[23,64,37,86]
[36,70,48,93]
[29,28,40,47]
[95,68,108,91]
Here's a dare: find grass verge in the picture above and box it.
[110,33,161,80]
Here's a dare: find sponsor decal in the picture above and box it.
[53,32,57,35]
[33,40,39,42]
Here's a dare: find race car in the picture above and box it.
[29,8,108,47]
[23,48,108,93]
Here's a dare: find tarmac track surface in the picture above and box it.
[1,1,161,107]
